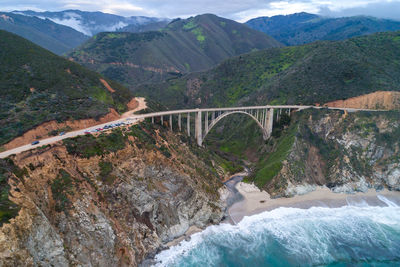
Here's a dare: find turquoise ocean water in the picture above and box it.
[154,195,400,266]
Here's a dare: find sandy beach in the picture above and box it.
[228,182,400,224]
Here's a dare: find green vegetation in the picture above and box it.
[183,20,197,30]
[63,122,173,160]
[220,158,244,174]
[98,161,116,185]
[63,129,127,158]
[0,30,133,146]
[70,14,281,87]
[128,124,156,146]
[246,123,297,188]
[246,12,400,46]
[205,114,265,160]
[51,169,74,212]
[191,27,206,43]
[0,159,23,225]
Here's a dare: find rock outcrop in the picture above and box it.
[264,109,400,197]
[0,123,228,266]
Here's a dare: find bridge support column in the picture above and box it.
[169,115,173,131]
[277,109,281,122]
[264,108,274,140]
[161,116,163,126]
[187,113,190,136]
[205,112,209,134]
[178,114,181,131]
[261,109,266,127]
[212,111,215,121]
[276,109,280,122]
[151,117,154,124]
[195,111,202,146]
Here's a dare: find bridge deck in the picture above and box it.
[0,106,385,159]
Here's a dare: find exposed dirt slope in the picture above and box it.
[3,97,145,150]
[324,91,400,110]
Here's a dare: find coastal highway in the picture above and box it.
[0,97,147,159]
[0,104,382,159]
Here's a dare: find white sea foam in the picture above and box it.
[154,203,400,266]
[377,194,399,207]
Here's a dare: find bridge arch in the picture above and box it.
[201,111,268,146]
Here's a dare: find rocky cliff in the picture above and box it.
[251,109,400,197]
[0,122,229,266]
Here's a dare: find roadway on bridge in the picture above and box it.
[0,105,380,159]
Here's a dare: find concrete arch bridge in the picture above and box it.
[137,105,373,146]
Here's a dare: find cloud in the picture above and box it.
[45,12,93,35]
[1,0,400,22]
[319,1,400,21]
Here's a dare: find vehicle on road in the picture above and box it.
[59,132,65,136]
[31,141,40,145]
[84,131,91,134]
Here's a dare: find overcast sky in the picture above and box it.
[1,0,400,22]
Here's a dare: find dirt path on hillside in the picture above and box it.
[122,97,147,118]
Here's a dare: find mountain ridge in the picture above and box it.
[15,10,170,36]
[69,14,282,87]
[0,12,89,55]
[133,30,400,109]
[246,12,400,46]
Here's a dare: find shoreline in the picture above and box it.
[148,176,400,264]
[229,182,400,224]
[164,176,400,249]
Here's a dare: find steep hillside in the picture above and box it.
[69,14,282,87]
[0,12,88,55]
[137,31,400,109]
[0,30,133,147]
[247,109,400,197]
[246,12,400,46]
[0,122,230,266]
[16,10,168,36]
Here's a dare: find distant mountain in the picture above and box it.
[69,14,282,88]
[119,20,170,33]
[135,30,400,108]
[0,12,89,55]
[246,12,400,45]
[16,10,169,36]
[0,30,132,146]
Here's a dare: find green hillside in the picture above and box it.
[136,31,400,109]
[69,14,282,87]
[0,30,132,146]
[0,12,89,55]
[246,12,400,46]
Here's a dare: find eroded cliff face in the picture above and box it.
[0,123,227,266]
[265,110,400,197]
[324,91,400,110]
